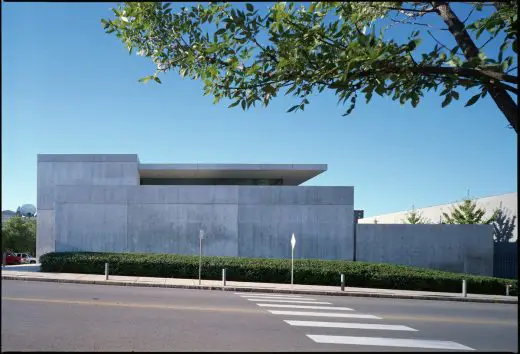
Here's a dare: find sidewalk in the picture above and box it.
[1,267,516,304]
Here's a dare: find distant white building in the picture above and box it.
[1,210,16,224]
[359,192,518,241]
[1,210,37,225]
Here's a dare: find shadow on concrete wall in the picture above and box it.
[492,208,517,279]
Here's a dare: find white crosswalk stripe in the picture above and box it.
[284,320,417,331]
[239,295,315,300]
[234,293,304,298]
[257,304,353,311]
[246,298,332,304]
[306,335,475,350]
[267,310,381,319]
[235,292,474,351]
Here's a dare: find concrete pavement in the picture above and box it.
[1,264,42,272]
[1,266,517,304]
[1,280,517,352]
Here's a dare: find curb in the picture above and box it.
[2,275,517,304]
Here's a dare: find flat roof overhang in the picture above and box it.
[138,164,327,186]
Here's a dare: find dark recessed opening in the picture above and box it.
[139,178,284,186]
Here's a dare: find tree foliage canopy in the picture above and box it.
[404,206,431,224]
[1,216,36,255]
[102,2,518,132]
[441,199,498,224]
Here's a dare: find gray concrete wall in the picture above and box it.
[356,224,494,276]
[49,185,355,261]
[36,154,140,258]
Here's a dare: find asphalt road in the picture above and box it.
[1,280,517,352]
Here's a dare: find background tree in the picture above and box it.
[441,198,498,224]
[1,216,37,255]
[404,205,431,224]
[102,1,518,132]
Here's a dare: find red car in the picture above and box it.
[3,252,22,265]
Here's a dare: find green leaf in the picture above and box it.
[138,76,152,84]
[501,56,514,71]
[411,93,419,108]
[375,85,385,96]
[246,3,254,12]
[450,45,459,55]
[287,105,299,113]
[451,91,459,100]
[153,76,162,84]
[241,99,246,110]
[476,26,485,39]
[206,45,220,54]
[441,94,452,108]
[365,91,373,103]
[464,94,481,107]
[408,38,422,51]
[228,100,240,108]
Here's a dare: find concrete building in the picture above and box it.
[36,154,495,276]
[37,154,354,261]
[358,192,518,242]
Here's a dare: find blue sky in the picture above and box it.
[2,2,517,216]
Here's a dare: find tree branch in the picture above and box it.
[329,64,518,89]
[478,34,497,50]
[427,30,463,54]
[283,17,349,51]
[379,6,436,15]
[494,82,518,95]
[432,1,518,132]
[390,18,449,31]
[462,4,477,24]
[409,65,516,83]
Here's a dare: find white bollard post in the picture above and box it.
[340,273,345,291]
[462,279,467,297]
[506,284,510,296]
[105,262,109,280]
[199,230,204,286]
[222,268,226,287]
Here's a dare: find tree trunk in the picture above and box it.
[433,1,518,133]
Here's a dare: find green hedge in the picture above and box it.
[40,252,517,296]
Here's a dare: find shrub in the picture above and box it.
[39,252,518,296]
